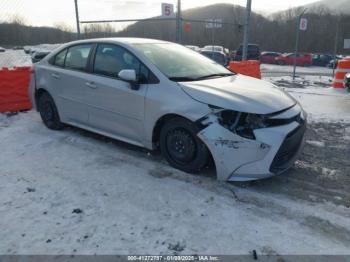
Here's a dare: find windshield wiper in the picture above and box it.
[169,73,234,82]
[195,73,235,80]
[168,76,197,82]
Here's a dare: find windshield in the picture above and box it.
[132,43,232,81]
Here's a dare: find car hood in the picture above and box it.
[179,74,296,115]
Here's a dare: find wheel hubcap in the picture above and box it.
[166,128,196,164]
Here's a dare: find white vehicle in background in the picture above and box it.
[185,45,201,52]
[29,44,62,55]
[31,50,51,63]
[203,45,224,53]
[0,46,5,53]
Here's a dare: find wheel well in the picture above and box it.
[35,88,49,109]
[152,114,193,148]
[152,113,216,175]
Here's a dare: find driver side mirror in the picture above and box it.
[344,73,350,89]
[118,69,140,90]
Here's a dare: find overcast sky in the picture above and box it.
[1,0,321,28]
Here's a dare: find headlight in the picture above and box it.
[244,114,267,129]
[214,110,266,140]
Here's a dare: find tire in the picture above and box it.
[38,92,64,130]
[278,61,285,66]
[160,118,210,174]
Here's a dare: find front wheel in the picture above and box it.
[38,92,64,130]
[160,118,210,174]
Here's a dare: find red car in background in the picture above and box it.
[275,53,312,67]
[260,52,281,64]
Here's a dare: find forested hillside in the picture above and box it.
[1,3,350,54]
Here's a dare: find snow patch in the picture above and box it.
[306,140,325,148]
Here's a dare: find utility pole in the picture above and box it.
[333,16,341,77]
[242,0,252,61]
[176,0,182,43]
[293,9,307,80]
[74,0,81,39]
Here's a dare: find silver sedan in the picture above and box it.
[29,38,306,181]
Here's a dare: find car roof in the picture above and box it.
[63,37,171,46]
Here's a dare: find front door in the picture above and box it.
[84,43,149,144]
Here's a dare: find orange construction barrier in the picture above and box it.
[0,67,32,113]
[333,59,350,88]
[228,60,261,79]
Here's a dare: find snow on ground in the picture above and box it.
[264,75,350,123]
[261,64,333,76]
[0,50,32,68]
[0,111,349,255]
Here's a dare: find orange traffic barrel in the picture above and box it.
[228,60,261,79]
[0,66,32,113]
[333,59,350,88]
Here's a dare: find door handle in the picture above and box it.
[85,81,97,89]
[51,73,60,79]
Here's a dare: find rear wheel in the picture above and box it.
[38,92,64,130]
[160,118,209,173]
[278,60,285,66]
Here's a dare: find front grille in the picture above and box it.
[270,121,306,174]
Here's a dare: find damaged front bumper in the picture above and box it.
[197,106,307,181]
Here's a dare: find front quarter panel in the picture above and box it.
[143,81,210,148]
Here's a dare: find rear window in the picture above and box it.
[53,49,67,67]
[65,44,93,71]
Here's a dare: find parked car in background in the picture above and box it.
[260,52,281,64]
[200,50,227,66]
[312,54,333,67]
[31,51,51,63]
[229,50,236,61]
[234,44,260,61]
[13,46,23,50]
[224,48,230,55]
[185,45,201,52]
[24,46,32,54]
[202,45,225,53]
[327,55,344,69]
[0,47,5,52]
[327,59,338,69]
[29,38,306,181]
[275,53,312,67]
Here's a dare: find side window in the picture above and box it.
[94,44,139,77]
[53,49,67,67]
[65,44,92,71]
[93,44,157,84]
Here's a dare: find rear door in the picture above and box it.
[49,44,93,125]
[83,43,152,144]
